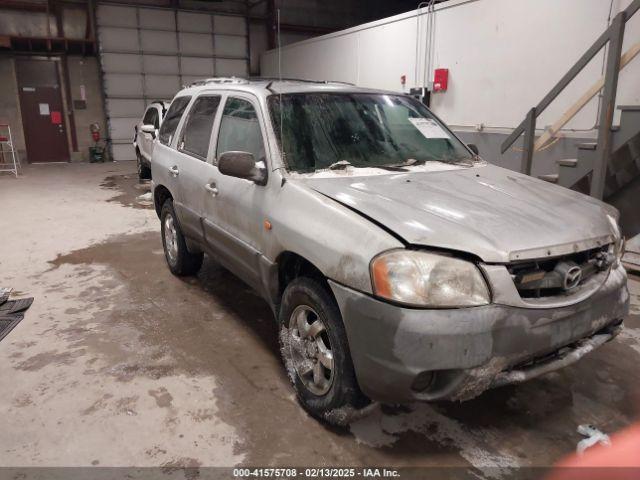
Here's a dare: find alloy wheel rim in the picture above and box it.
[287,305,334,396]
[164,214,178,265]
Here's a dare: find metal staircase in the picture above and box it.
[538,106,640,199]
[501,0,640,201]
[500,0,640,271]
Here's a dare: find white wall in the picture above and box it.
[261,0,640,133]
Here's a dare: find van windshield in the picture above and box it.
[268,93,473,173]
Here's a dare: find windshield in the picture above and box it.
[268,93,473,173]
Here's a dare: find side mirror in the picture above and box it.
[467,143,479,155]
[218,151,267,185]
[141,124,156,139]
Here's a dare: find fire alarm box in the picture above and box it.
[433,68,449,92]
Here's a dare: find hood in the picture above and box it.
[298,164,618,263]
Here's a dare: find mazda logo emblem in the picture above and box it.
[563,266,582,290]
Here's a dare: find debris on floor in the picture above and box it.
[136,191,153,206]
[0,287,11,304]
[576,424,611,455]
[0,288,34,342]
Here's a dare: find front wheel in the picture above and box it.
[278,277,368,424]
[160,199,203,276]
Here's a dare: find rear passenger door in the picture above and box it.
[202,94,270,292]
[153,96,191,219]
[172,94,222,244]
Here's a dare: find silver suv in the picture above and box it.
[151,78,628,423]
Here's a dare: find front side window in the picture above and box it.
[216,97,265,163]
[178,96,221,160]
[268,93,473,173]
[159,96,191,146]
[142,107,158,127]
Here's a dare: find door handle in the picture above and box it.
[169,165,179,177]
[204,182,219,196]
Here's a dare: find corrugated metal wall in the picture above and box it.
[96,3,249,161]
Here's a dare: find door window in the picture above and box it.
[153,108,160,129]
[159,96,191,146]
[216,97,265,163]
[178,96,221,160]
[142,107,158,127]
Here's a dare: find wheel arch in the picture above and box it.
[153,184,173,219]
[272,251,331,306]
[277,251,326,288]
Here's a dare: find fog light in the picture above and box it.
[411,371,434,392]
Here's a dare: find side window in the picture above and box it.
[216,97,265,163]
[159,96,191,146]
[153,108,160,129]
[142,107,157,126]
[178,96,221,160]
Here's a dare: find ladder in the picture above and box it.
[0,124,20,178]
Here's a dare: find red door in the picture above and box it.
[15,58,69,163]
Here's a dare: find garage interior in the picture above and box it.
[1,0,640,477]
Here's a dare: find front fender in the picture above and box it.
[265,179,404,294]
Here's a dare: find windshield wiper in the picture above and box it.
[328,160,352,170]
[382,158,427,168]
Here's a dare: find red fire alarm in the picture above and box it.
[433,68,449,92]
[50,111,62,124]
[400,74,406,86]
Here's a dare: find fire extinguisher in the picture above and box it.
[89,123,105,163]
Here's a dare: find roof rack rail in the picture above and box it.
[186,77,249,87]
[251,76,355,86]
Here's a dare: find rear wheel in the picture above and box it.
[137,151,151,180]
[278,277,367,424]
[160,199,203,276]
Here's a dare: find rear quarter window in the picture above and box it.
[158,96,192,146]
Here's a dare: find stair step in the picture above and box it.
[577,142,597,150]
[618,105,640,111]
[614,108,640,152]
[557,159,578,167]
[538,173,559,183]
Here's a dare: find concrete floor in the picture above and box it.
[1,163,640,477]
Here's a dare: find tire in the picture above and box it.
[137,151,151,180]
[278,277,368,424]
[160,199,203,276]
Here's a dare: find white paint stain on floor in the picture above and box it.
[350,404,522,478]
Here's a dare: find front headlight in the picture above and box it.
[370,250,490,307]
[606,213,624,268]
[612,236,625,268]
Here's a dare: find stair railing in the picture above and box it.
[500,0,640,199]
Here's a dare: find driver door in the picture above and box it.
[202,93,270,292]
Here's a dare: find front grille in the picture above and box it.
[507,245,613,299]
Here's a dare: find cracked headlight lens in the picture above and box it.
[371,250,490,307]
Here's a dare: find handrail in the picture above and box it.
[500,0,640,199]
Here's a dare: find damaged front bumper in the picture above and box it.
[329,264,629,404]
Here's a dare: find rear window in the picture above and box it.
[158,96,191,146]
[178,96,221,160]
